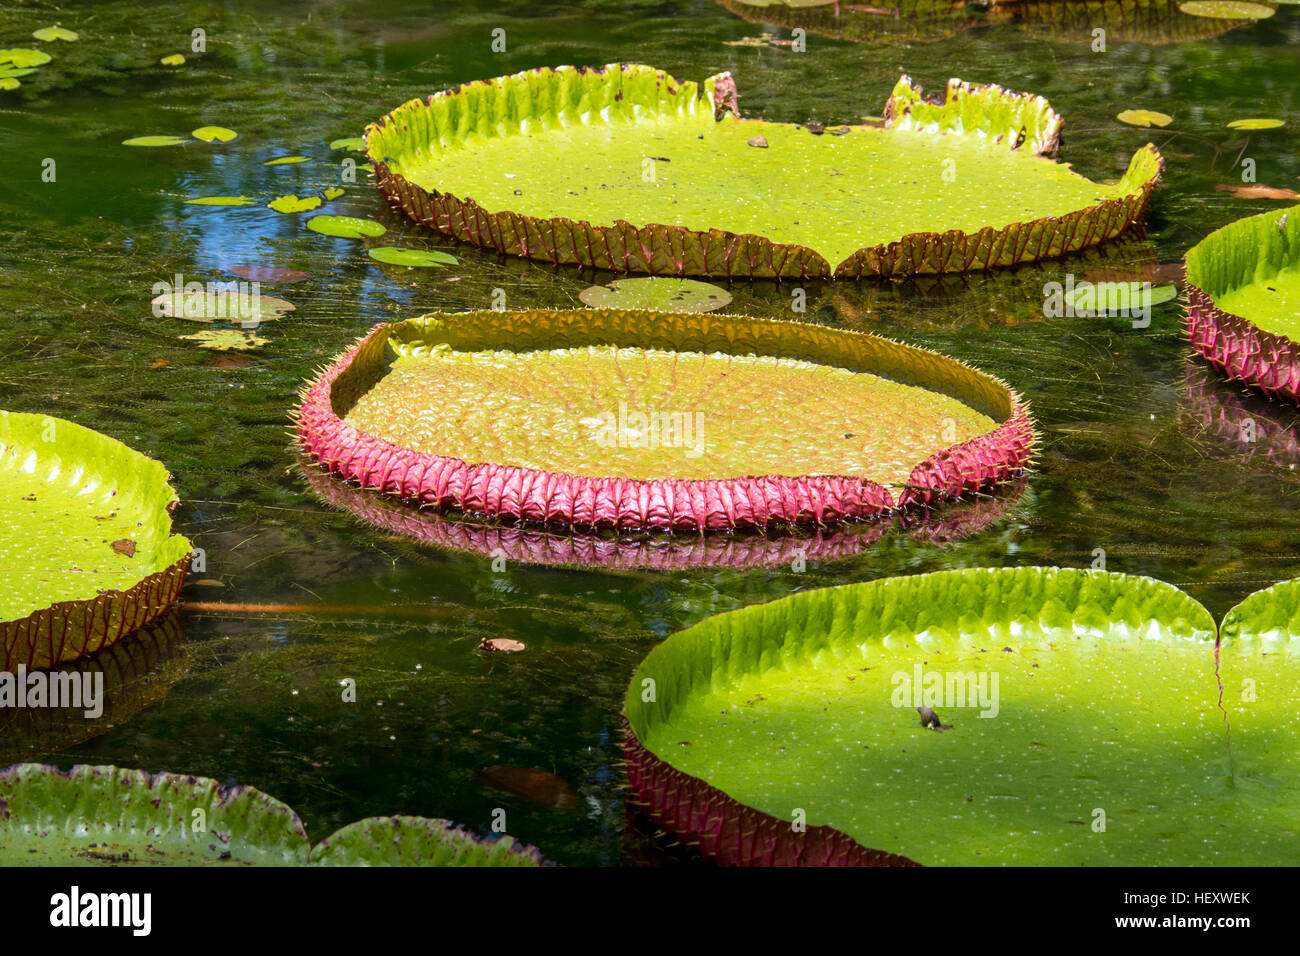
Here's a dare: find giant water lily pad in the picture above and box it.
[1011,0,1269,45]
[365,65,1162,278]
[1185,205,1300,401]
[0,412,191,670]
[295,308,1034,531]
[0,764,546,866]
[715,0,1009,44]
[624,566,1300,866]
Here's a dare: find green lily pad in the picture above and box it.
[191,125,238,143]
[159,53,185,66]
[0,764,546,866]
[268,194,322,214]
[179,329,270,351]
[0,78,18,92]
[32,26,79,42]
[1117,108,1172,128]
[365,65,1161,278]
[323,186,345,200]
[1226,118,1285,131]
[185,195,259,206]
[1179,1,1275,17]
[579,278,733,313]
[122,135,190,147]
[716,0,1006,45]
[296,308,1033,531]
[366,246,457,267]
[0,66,38,79]
[264,155,310,166]
[329,136,365,151]
[152,289,295,325]
[306,214,386,238]
[1066,280,1178,315]
[624,566,1300,866]
[1185,205,1300,401]
[0,411,191,670]
[0,49,52,68]
[310,816,543,866]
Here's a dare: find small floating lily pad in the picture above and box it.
[296,308,1033,531]
[160,53,185,66]
[1117,108,1172,128]
[0,411,191,670]
[153,289,295,325]
[1185,205,1300,401]
[330,136,365,151]
[32,26,79,42]
[0,78,18,91]
[265,154,310,165]
[1226,118,1285,130]
[269,194,322,213]
[323,186,345,200]
[365,65,1161,278]
[367,246,457,267]
[0,764,547,866]
[1066,281,1177,315]
[0,49,52,68]
[306,214,386,238]
[123,134,190,147]
[624,566,1300,865]
[579,277,733,313]
[185,195,259,206]
[192,125,238,142]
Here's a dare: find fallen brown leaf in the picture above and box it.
[1216,184,1300,200]
[475,766,579,809]
[478,637,525,653]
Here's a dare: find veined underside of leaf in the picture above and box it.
[364,64,1162,278]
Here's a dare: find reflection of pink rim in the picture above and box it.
[1186,282,1300,404]
[624,722,919,867]
[1,554,189,671]
[366,66,1162,279]
[295,314,1035,533]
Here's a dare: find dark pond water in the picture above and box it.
[2,0,1299,865]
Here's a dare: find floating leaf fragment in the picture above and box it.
[123,135,190,147]
[323,186,344,200]
[1226,118,1285,131]
[1216,183,1300,200]
[180,329,270,351]
[185,195,258,206]
[264,155,310,166]
[329,136,365,151]
[1117,109,1172,128]
[367,246,456,267]
[0,49,52,68]
[579,277,733,312]
[160,54,185,66]
[32,27,78,42]
[268,194,322,214]
[306,215,386,238]
[191,125,238,143]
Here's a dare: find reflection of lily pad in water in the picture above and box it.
[303,461,1028,570]
[1180,362,1300,471]
[366,65,1161,278]
[296,308,1033,531]
[1185,205,1300,401]
[0,611,191,768]
[579,278,733,313]
[625,566,1300,866]
[0,412,191,670]
[0,764,547,866]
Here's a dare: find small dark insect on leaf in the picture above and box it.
[917,706,953,731]
[110,539,136,557]
[648,156,670,162]
[806,121,825,135]
[747,135,769,148]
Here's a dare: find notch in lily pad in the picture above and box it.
[307,215,386,238]
[367,246,457,267]
[579,277,733,313]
